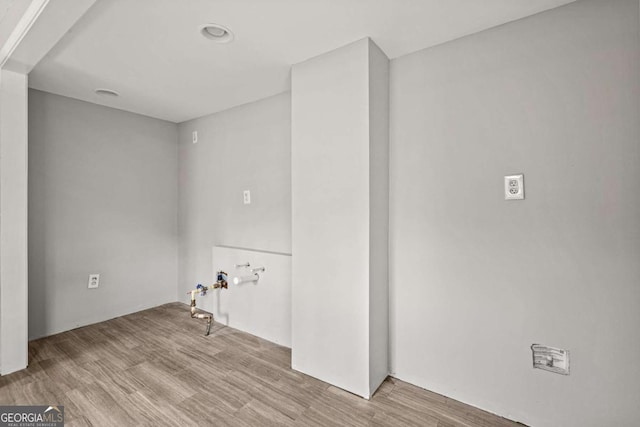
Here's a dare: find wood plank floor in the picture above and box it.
[0,303,522,426]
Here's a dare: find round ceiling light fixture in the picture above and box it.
[199,23,234,43]
[95,88,119,97]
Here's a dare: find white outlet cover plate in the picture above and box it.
[504,174,524,200]
[243,190,251,204]
[88,274,100,289]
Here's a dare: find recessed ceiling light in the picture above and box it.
[199,23,234,43]
[95,88,119,97]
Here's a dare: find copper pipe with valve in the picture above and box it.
[187,271,228,336]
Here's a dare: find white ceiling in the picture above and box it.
[0,0,29,49]
[29,0,576,123]
[0,0,15,21]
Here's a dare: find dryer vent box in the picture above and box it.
[532,344,569,375]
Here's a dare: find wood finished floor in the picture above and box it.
[0,303,522,426]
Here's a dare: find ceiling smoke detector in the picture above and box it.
[95,88,119,97]
[199,23,234,43]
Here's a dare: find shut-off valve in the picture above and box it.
[188,271,228,335]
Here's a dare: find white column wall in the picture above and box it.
[367,40,390,397]
[0,69,28,374]
[291,38,389,399]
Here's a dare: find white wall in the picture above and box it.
[0,69,28,374]
[177,92,291,298]
[389,1,640,426]
[291,38,389,399]
[28,89,178,339]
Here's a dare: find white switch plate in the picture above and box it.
[88,274,100,289]
[505,174,524,200]
[243,190,251,204]
[192,131,198,144]
[531,344,569,375]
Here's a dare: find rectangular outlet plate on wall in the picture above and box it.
[88,274,100,289]
[505,174,524,200]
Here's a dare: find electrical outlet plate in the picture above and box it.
[532,344,569,375]
[243,190,251,204]
[88,274,100,289]
[505,174,524,200]
[192,131,198,143]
